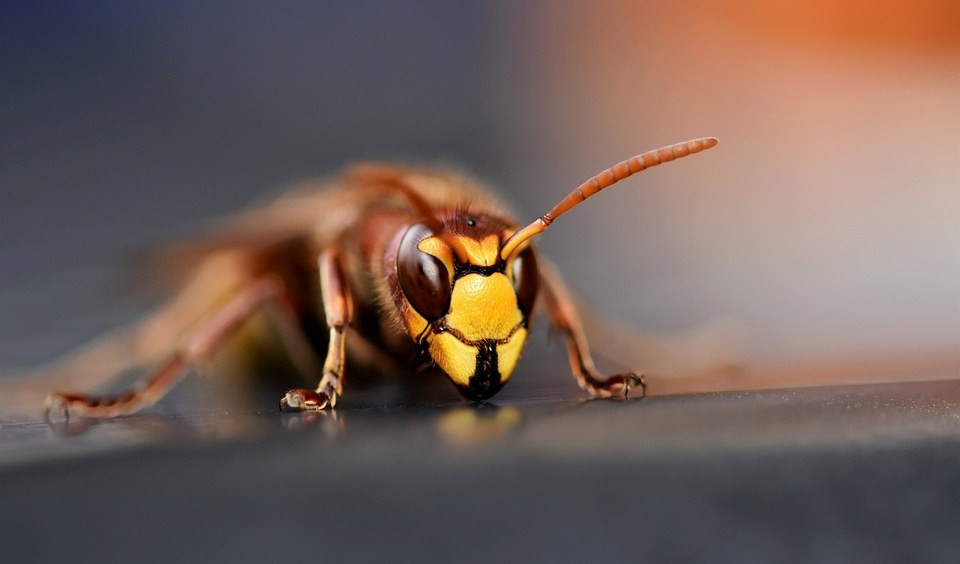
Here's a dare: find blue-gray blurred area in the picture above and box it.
[1,2,959,563]
[1,0,509,365]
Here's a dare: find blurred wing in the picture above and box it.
[141,178,367,288]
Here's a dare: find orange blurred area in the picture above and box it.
[490,0,959,388]
[722,0,960,53]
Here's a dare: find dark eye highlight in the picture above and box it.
[511,246,539,318]
[397,223,451,321]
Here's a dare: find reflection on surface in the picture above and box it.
[44,413,183,439]
[0,364,587,465]
[31,401,528,445]
[0,377,958,472]
[280,409,344,436]
[436,406,523,445]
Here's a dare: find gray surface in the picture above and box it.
[1,381,959,563]
[2,3,959,563]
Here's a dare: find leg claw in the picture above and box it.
[279,389,330,412]
[43,393,71,423]
[622,371,646,399]
[593,371,646,399]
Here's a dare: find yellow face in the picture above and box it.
[395,226,534,401]
[425,273,527,398]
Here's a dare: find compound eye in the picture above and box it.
[397,223,451,322]
[511,246,539,317]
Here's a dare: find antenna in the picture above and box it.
[499,137,719,261]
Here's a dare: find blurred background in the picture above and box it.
[1,3,959,563]
[1,1,958,385]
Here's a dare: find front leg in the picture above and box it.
[281,247,353,411]
[538,259,646,399]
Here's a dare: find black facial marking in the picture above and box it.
[457,340,503,402]
[453,260,506,280]
[475,341,498,382]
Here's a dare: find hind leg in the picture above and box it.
[45,276,319,419]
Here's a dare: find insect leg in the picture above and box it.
[280,247,353,412]
[44,276,315,419]
[538,259,646,399]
